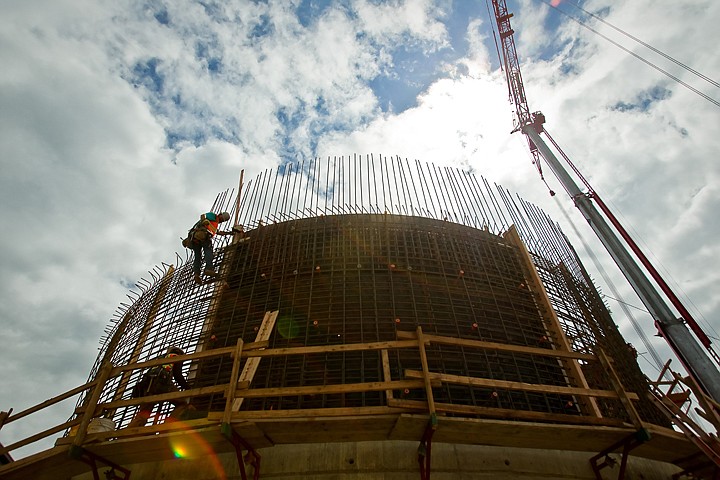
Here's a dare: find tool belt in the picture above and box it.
[182,227,210,248]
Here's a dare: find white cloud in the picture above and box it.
[463,18,492,76]
[353,0,450,51]
[515,0,553,58]
[520,0,720,376]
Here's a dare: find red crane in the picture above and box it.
[490,0,720,402]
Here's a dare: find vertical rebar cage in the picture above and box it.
[77,155,669,430]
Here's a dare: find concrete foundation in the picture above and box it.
[71,440,681,480]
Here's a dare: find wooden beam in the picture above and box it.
[381,349,393,400]
[674,371,720,432]
[647,393,720,465]
[396,331,595,362]
[232,169,244,228]
[232,310,278,411]
[4,381,95,425]
[209,405,408,421]
[597,349,644,430]
[387,398,627,428]
[58,417,219,446]
[241,339,420,359]
[504,226,602,418]
[416,327,437,420]
[223,338,244,424]
[72,362,114,447]
[234,379,439,399]
[404,370,639,400]
[0,418,80,457]
[110,340,269,376]
[102,379,434,413]
[98,384,243,412]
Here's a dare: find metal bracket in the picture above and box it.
[221,423,261,480]
[417,415,437,480]
[589,429,649,480]
[70,446,131,480]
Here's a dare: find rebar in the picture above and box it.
[73,156,670,430]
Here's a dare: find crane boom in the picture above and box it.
[491,0,547,177]
[492,1,530,127]
[490,0,720,403]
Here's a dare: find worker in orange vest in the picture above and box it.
[184,211,233,284]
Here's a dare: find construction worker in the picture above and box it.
[186,211,233,284]
[128,347,190,428]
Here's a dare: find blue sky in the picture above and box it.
[119,0,618,157]
[1,0,719,458]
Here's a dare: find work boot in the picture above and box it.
[194,274,202,285]
[204,269,217,277]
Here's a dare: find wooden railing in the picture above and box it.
[647,360,720,473]
[0,326,642,461]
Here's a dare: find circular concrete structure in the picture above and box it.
[53,160,692,480]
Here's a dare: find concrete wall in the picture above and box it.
[72,440,681,480]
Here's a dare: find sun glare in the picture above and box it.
[166,422,228,479]
[172,445,187,458]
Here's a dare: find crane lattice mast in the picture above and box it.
[492,0,546,177]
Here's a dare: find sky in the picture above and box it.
[1,0,719,458]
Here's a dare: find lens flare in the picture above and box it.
[166,421,227,480]
[172,445,187,458]
[277,316,300,339]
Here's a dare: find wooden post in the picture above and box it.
[675,371,720,432]
[232,311,278,411]
[223,338,245,424]
[596,349,644,430]
[381,349,394,401]
[233,169,244,229]
[71,362,114,448]
[416,327,437,422]
[504,226,602,418]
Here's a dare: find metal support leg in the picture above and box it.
[71,447,131,480]
[671,452,720,479]
[222,423,261,480]
[589,430,649,480]
[672,462,718,480]
[418,419,436,480]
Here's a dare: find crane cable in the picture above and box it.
[535,0,720,109]
[555,0,720,90]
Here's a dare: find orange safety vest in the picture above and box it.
[206,220,219,235]
[202,213,220,236]
[162,353,178,372]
